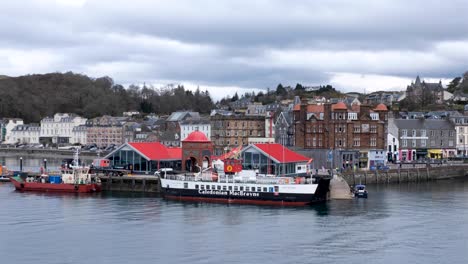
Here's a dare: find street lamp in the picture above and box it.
[19,157,23,172]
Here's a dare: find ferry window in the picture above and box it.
[184,183,188,189]
[274,186,279,192]
[217,185,221,190]
[206,185,210,190]
[228,186,233,191]
[240,186,244,191]
[234,186,238,191]
[223,186,227,191]
[257,187,261,192]
[269,187,274,192]
[245,187,250,191]
[212,185,216,190]
[200,185,204,189]
[195,185,199,189]
[263,187,267,192]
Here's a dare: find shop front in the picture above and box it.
[443,149,456,158]
[428,149,442,159]
[368,150,386,169]
[415,149,428,161]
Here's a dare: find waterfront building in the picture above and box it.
[180,119,211,141]
[210,113,265,156]
[39,113,87,145]
[105,142,182,174]
[448,112,468,156]
[86,116,126,147]
[71,125,87,145]
[293,101,389,169]
[240,143,311,176]
[181,130,213,171]
[9,124,40,144]
[388,118,456,160]
[1,118,24,144]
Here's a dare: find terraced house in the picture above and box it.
[388,119,456,161]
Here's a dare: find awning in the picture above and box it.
[428,149,442,154]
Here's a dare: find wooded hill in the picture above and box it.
[0,72,215,123]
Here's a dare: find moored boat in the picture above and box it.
[159,158,331,206]
[9,150,101,193]
[353,184,368,198]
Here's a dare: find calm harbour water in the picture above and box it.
[1,157,468,264]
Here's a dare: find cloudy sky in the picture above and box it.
[1,0,468,100]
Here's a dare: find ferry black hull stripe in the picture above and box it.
[164,195,313,206]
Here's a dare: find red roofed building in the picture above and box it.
[240,143,312,176]
[105,142,182,173]
[293,100,388,170]
[182,130,213,172]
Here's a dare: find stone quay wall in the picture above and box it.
[340,165,468,186]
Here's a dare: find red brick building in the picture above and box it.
[293,101,389,169]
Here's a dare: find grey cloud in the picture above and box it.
[0,0,467,94]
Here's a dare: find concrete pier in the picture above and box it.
[98,175,160,193]
[329,175,353,199]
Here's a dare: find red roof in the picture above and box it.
[128,142,182,160]
[332,102,347,110]
[374,103,388,111]
[253,143,310,163]
[183,131,210,142]
[293,104,324,113]
[307,104,324,113]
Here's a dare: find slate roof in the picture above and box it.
[393,119,455,130]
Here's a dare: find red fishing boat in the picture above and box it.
[10,151,101,193]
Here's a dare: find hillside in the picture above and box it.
[0,72,214,123]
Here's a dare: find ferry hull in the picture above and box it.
[10,177,101,193]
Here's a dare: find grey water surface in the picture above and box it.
[1,176,468,264]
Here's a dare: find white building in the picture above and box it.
[180,120,211,141]
[449,113,468,156]
[72,125,87,145]
[40,113,87,144]
[10,124,40,144]
[3,118,24,144]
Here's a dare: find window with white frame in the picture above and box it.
[402,129,407,137]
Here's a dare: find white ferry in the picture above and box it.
[159,159,331,206]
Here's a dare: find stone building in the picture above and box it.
[86,115,127,147]
[210,114,265,156]
[293,101,389,169]
[406,76,444,105]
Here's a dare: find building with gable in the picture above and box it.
[240,143,311,176]
[40,113,87,145]
[406,76,444,105]
[105,142,182,174]
[293,100,389,169]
